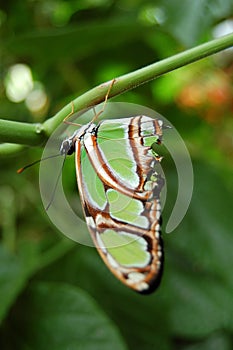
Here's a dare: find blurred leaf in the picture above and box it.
[33,248,171,350]
[181,331,232,350]
[165,162,233,336]
[8,282,127,350]
[4,20,158,64]
[160,0,233,46]
[0,243,39,324]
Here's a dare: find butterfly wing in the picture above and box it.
[75,116,164,294]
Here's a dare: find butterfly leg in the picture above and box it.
[63,101,84,127]
[63,78,116,126]
[92,78,116,122]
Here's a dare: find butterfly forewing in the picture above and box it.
[74,115,164,293]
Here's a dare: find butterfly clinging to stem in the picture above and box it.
[19,80,166,294]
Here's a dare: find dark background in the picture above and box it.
[0,1,233,349]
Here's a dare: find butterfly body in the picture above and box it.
[61,115,164,294]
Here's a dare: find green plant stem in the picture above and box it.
[1,33,233,148]
[0,119,46,146]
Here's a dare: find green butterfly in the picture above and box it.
[60,115,164,294]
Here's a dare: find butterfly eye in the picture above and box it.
[67,144,75,155]
[60,139,74,155]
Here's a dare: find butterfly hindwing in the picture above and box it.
[74,115,164,293]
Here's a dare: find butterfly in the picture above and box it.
[60,114,165,294]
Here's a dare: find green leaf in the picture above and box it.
[33,246,171,350]
[0,243,38,324]
[181,332,232,350]
[160,0,233,46]
[165,162,233,337]
[7,282,127,350]
[5,20,156,65]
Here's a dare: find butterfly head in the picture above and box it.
[60,123,96,157]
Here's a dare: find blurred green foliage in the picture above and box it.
[0,0,233,349]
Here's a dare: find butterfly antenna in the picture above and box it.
[17,154,61,174]
[45,154,67,211]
